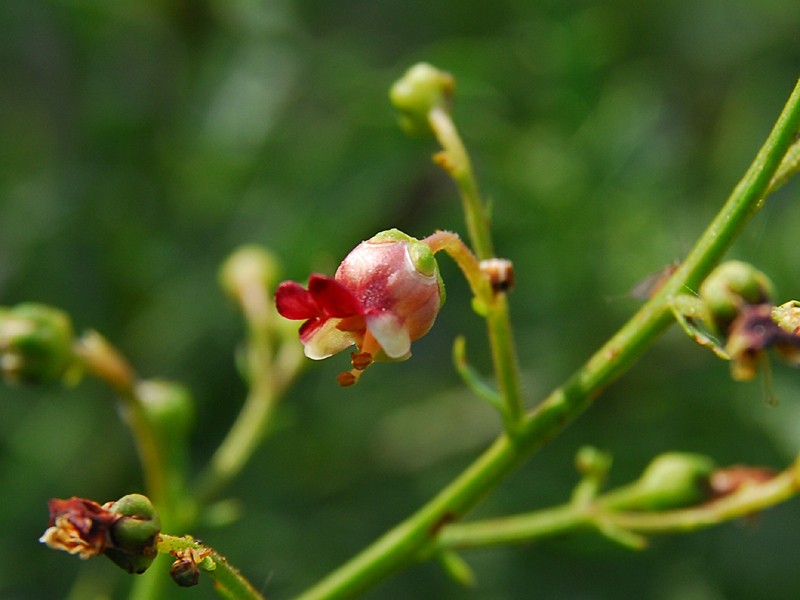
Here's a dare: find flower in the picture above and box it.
[39,497,119,559]
[275,229,444,385]
[40,494,161,574]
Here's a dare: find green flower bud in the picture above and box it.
[219,245,280,305]
[389,63,454,136]
[602,453,715,511]
[700,261,774,333]
[137,380,194,440]
[575,446,612,477]
[0,303,76,384]
[104,494,161,574]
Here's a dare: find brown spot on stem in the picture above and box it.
[428,512,457,537]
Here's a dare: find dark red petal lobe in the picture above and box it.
[47,497,120,546]
[298,317,325,343]
[275,280,321,319]
[308,275,362,317]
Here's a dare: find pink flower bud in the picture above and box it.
[275,229,444,385]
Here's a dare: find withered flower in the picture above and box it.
[40,494,161,574]
[39,497,119,559]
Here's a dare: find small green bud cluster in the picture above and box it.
[0,303,76,384]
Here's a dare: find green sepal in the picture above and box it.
[370,228,446,305]
[437,549,476,588]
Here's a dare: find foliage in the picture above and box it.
[2,1,800,599]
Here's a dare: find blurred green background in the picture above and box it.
[2,0,800,598]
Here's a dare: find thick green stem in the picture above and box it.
[293,79,800,600]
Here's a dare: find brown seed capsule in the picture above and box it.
[479,258,515,293]
[170,556,200,587]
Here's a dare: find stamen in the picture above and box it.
[351,352,373,370]
[337,371,357,387]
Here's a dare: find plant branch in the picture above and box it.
[293,79,800,600]
[437,456,800,550]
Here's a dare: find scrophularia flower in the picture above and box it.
[39,497,118,559]
[275,229,444,385]
[40,494,161,574]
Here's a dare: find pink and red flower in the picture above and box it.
[275,229,444,385]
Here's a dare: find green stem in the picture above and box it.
[428,106,494,260]
[195,284,303,503]
[485,293,524,430]
[436,456,800,549]
[74,332,170,517]
[425,116,524,430]
[157,534,266,600]
[293,79,800,600]
[436,502,590,550]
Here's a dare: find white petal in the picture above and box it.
[303,319,356,360]
[366,312,411,359]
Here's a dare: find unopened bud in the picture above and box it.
[632,453,715,509]
[219,245,280,305]
[700,261,774,333]
[0,303,76,384]
[137,380,194,440]
[603,453,715,511]
[389,63,454,136]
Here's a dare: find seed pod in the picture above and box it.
[104,494,161,574]
[170,556,200,587]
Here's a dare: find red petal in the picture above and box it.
[275,280,321,319]
[308,275,362,317]
[298,317,325,343]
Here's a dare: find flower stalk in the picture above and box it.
[435,455,798,551]
[157,535,266,600]
[196,247,304,502]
